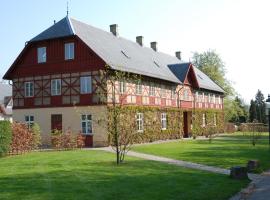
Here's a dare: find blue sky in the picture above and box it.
[1,0,269,102]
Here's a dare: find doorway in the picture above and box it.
[51,114,62,132]
[183,112,190,138]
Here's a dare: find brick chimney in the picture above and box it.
[150,42,158,51]
[110,24,118,36]
[175,51,181,60]
[136,36,144,46]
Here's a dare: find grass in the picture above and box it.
[0,150,248,200]
[132,133,270,171]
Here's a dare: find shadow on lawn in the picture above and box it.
[0,159,248,200]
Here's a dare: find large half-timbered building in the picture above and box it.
[3,16,225,147]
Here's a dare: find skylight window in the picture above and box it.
[121,50,130,59]
[154,61,160,68]
[198,74,203,80]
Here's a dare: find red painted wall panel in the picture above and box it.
[10,36,105,78]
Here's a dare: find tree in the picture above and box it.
[192,50,245,123]
[249,99,257,122]
[192,50,234,96]
[253,90,266,124]
[96,66,141,164]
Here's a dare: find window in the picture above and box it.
[37,47,46,63]
[65,43,74,60]
[119,81,126,94]
[202,93,205,102]
[136,113,143,132]
[80,76,92,94]
[149,83,155,96]
[161,86,166,98]
[81,114,92,134]
[171,87,176,99]
[51,79,61,96]
[25,115,34,128]
[202,113,206,127]
[25,82,34,97]
[214,114,217,126]
[136,82,142,95]
[184,89,189,100]
[161,113,167,130]
[196,91,199,102]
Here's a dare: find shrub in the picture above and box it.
[76,133,85,148]
[51,129,83,150]
[0,121,12,157]
[11,123,33,154]
[31,123,41,150]
[51,129,63,150]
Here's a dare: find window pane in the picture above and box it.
[80,76,92,94]
[87,114,91,120]
[38,47,46,63]
[65,43,74,60]
[82,115,86,120]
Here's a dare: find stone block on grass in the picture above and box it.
[230,166,248,180]
[247,160,260,172]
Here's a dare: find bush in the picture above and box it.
[0,121,12,157]
[31,123,41,150]
[51,129,85,150]
[225,123,236,133]
[11,123,33,154]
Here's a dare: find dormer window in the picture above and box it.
[37,47,46,63]
[65,42,74,60]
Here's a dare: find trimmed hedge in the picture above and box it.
[0,121,12,157]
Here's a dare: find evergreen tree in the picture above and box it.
[249,99,256,122]
[253,90,266,124]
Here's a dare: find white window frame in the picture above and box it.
[65,42,74,60]
[119,81,126,94]
[25,115,34,129]
[81,114,92,135]
[136,82,142,95]
[136,113,143,132]
[37,47,46,63]
[161,86,166,98]
[80,76,92,94]
[25,82,34,97]
[51,79,61,96]
[202,93,205,102]
[149,83,155,96]
[202,113,206,127]
[161,113,167,130]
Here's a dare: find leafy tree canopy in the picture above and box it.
[192,50,234,96]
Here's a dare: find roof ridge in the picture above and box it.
[66,16,75,35]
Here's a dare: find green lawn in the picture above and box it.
[0,150,248,200]
[132,133,270,171]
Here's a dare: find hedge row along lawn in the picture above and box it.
[0,150,248,200]
[132,133,270,172]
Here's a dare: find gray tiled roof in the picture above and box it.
[194,67,225,93]
[30,17,74,42]
[28,16,224,93]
